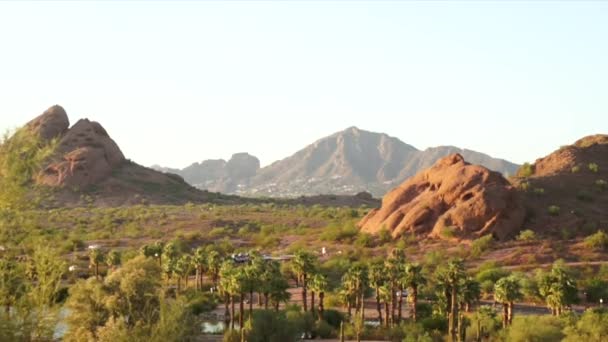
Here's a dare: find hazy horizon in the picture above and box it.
[1,1,607,168]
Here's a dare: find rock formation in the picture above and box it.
[32,106,126,188]
[359,154,525,240]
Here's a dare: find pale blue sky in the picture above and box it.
[1,1,606,168]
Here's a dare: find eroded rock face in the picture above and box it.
[359,154,524,240]
[225,153,260,181]
[36,111,125,188]
[27,105,70,141]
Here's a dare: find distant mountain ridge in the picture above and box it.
[154,127,519,197]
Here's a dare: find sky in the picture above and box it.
[0,1,607,168]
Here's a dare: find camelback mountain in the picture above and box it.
[156,127,519,197]
[25,105,224,206]
[358,154,525,240]
[359,135,607,241]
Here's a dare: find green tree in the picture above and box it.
[88,248,105,280]
[494,276,522,327]
[291,250,317,312]
[193,246,206,290]
[385,248,406,324]
[538,262,578,316]
[309,273,329,321]
[368,261,387,324]
[443,258,466,340]
[106,250,121,272]
[403,262,426,322]
[563,308,608,342]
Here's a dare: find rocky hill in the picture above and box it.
[359,154,524,240]
[24,105,234,207]
[156,127,519,197]
[511,134,608,238]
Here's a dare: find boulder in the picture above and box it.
[359,154,524,240]
[26,105,69,141]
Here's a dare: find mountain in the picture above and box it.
[511,134,608,237]
[24,105,235,207]
[156,127,519,197]
[359,154,524,240]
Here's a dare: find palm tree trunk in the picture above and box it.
[311,290,316,317]
[347,299,352,318]
[199,268,204,290]
[224,294,230,331]
[319,292,325,321]
[391,280,396,325]
[177,277,181,293]
[302,274,308,312]
[450,286,458,340]
[264,293,269,309]
[95,263,99,279]
[185,275,188,289]
[508,301,513,325]
[274,301,279,312]
[195,268,199,290]
[239,293,244,330]
[384,301,390,327]
[249,290,253,319]
[412,286,418,322]
[502,303,508,328]
[258,292,262,306]
[375,287,382,324]
[398,284,403,323]
[231,296,236,330]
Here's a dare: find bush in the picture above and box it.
[314,320,334,338]
[563,308,608,341]
[588,163,599,173]
[584,230,608,251]
[571,165,581,173]
[354,232,374,248]
[506,315,565,341]
[440,226,457,239]
[533,187,545,196]
[377,227,392,244]
[319,222,359,242]
[547,205,561,216]
[583,279,608,303]
[321,309,344,329]
[471,234,494,258]
[595,179,607,191]
[517,229,536,241]
[518,163,535,178]
[576,190,594,202]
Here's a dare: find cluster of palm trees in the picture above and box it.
[339,248,426,328]
[87,247,121,279]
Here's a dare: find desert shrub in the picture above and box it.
[471,234,494,258]
[440,226,457,239]
[576,190,594,202]
[319,222,358,242]
[571,165,581,173]
[584,230,608,251]
[547,205,561,216]
[588,163,599,173]
[595,179,607,191]
[583,279,608,303]
[518,162,535,178]
[563,308,608,341]
[209,227,228,238]
[517,229,536,241]
[314,319,334,338]
[533,187,545,196]
[354,232,374,248]
[519,181,531,191]
[184,291,218,315]
[505,315,565,341]
[377,227,392,244]
[321,309,343,329]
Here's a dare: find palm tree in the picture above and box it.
[369,261,387,324]
[494,276,521,328]
[445,258,466,340]
[269,274,291,312]
[310,273,329,321]
[385,248,406,324]
[462,277,481,313]
[291,250,317,312]
[402,262,426,322]
[174,254,193,292]
[538,263,577,316]
[193,246,206,290]
[105,250,121,272]
[243,261,260,319]
[378,284,392,328]
[207,249,222,288]
[260,260,281,309]
[340,271,357,319]
[219,261,237,330]
[88,248,105,280]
